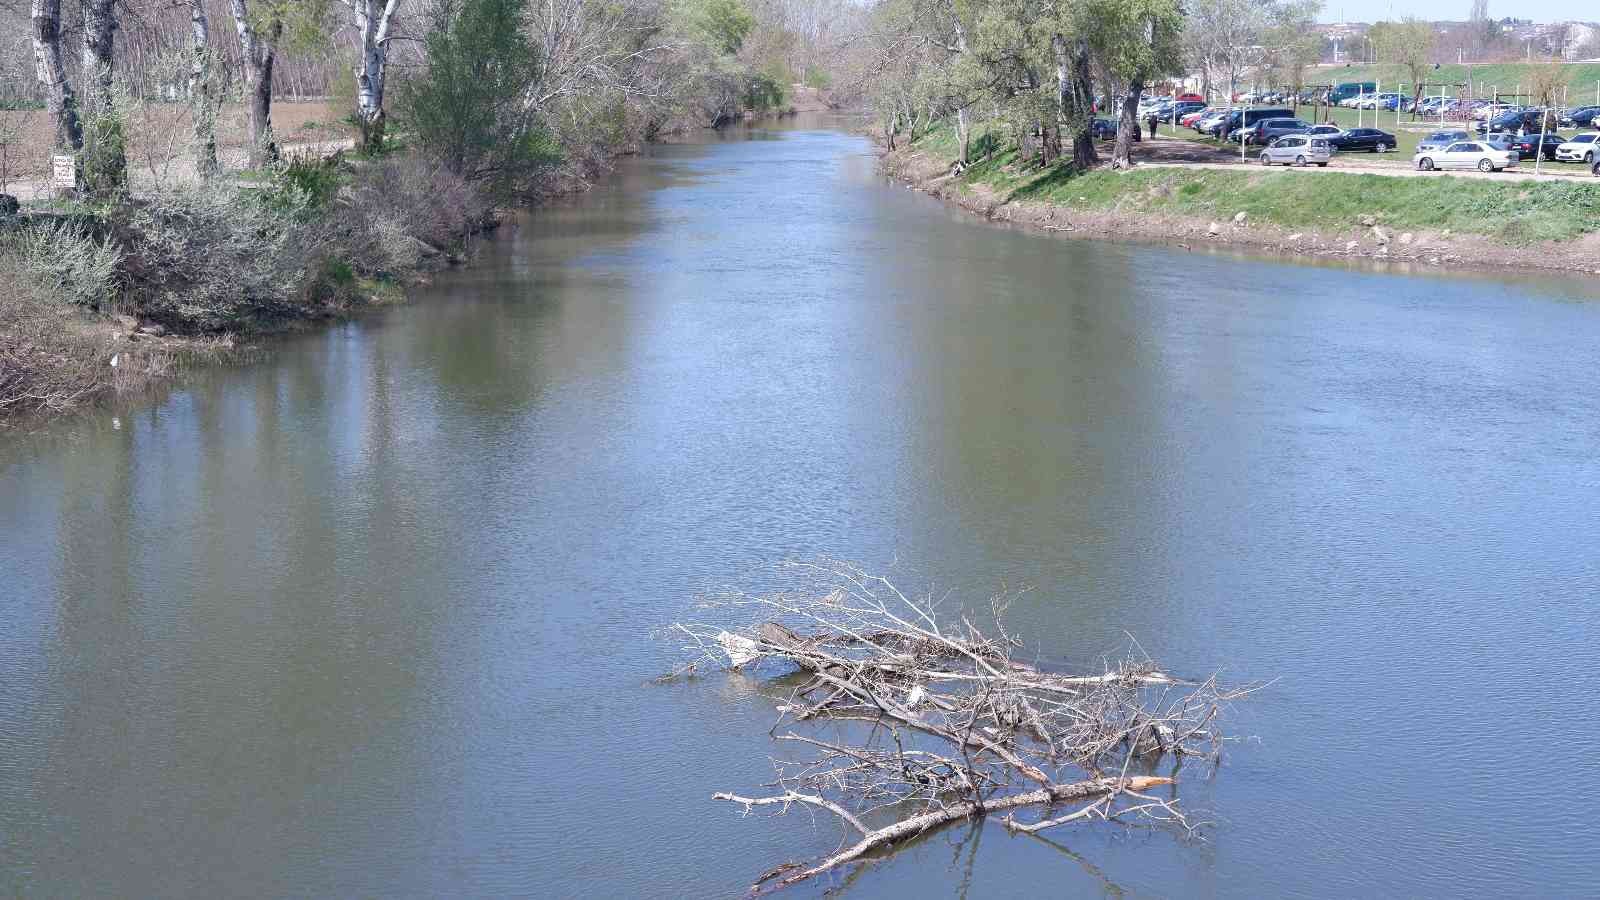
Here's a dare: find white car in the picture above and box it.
[1554,133,1599,164]
[1303,124,1343,138]
[1413,140,1519,172]
[1259,135,1332,167]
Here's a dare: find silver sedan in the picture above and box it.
[1413,140,1519,172]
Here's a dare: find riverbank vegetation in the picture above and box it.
[2,0,871,419]
[906,122,1600,245]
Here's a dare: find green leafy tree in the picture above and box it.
[1370,17,1436,114]
[396,0,559,191]
[1078,0,1184,167]
[678,0,756,55]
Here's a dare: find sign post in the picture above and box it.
[51,155,77,195]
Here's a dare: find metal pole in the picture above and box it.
[1535,109,1547,176]
[1242,95,1249,161]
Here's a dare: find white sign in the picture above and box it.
[52,155,76,189]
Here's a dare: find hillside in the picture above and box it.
[1306,61,1600,102]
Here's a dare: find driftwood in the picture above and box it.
[670,559,1257,892]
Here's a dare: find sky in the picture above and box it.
[1318,0,1596,24]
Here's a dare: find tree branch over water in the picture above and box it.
[665,558,1260,892]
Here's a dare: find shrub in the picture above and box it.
[79,89,129,200]
[116,182,318,329]
[395,0,560,192]
[344,154,492,253]
[8,220,122,309]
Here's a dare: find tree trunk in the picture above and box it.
[354,0,399,154]
[78,0,125,196]
[726,775,1176,889]
[1113,78,1144,168]
[31,0,82,151]
[955,106,970,167]
[230,0,279,167]
[81,0,116,103]
[1054,33,1098,170]
[190,0,217,177]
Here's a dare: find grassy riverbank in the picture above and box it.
[1,151,493,420]
[887,125,1600,272]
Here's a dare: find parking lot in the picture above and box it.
[1141,102,1599,177]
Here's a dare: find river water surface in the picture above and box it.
[4,121,1599,898]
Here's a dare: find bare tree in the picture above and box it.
[228,0,281,166]
[668,560,1256,891]
[31,0,83,151]
[342,0,402,152]
[189,0,218,177]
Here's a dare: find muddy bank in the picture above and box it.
[878,144,1600,279]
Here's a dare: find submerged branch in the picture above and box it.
[668,558,1258,891]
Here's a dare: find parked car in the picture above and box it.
[1563,106,1600,128]
[1303,124,1343,138]
[1554,133,1599,164]
[1180,106,1214,128]
[1091,117,1118,140]
[1214,107,1294,140]
[1258,135,1332,167]
[1328,128,1397,152]
[1413,140,1519,172]
[1161,100,1206,121]
[1196,109,1233,135]
[1500,132,1567,161]
[1478,109,1552,135]
[1416,130,1471,153]
[1241,118,1311,145]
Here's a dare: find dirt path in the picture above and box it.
[8,137,354,204]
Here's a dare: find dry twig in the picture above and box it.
[667,558,1259,892]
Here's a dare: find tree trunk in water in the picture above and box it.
[1113,79,1144,169]
[230,0,279,168]
[190,0,217,178]
[31,0,82,152]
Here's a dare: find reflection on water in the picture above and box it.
[3,119,1599,898]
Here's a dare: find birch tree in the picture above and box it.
[341,0,402,153]
[31,0,82,151]
[190,0,219,177]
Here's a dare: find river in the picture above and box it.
[3,120,1598,898]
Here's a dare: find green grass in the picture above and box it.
[1306,62,1600,104]
[909,124,1600,246]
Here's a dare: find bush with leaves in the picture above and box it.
[395,0,560,193]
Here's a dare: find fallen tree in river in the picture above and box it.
[667,559,1258,892]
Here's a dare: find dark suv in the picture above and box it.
[1243,118,1311,145]
[1211,107,1294,139]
